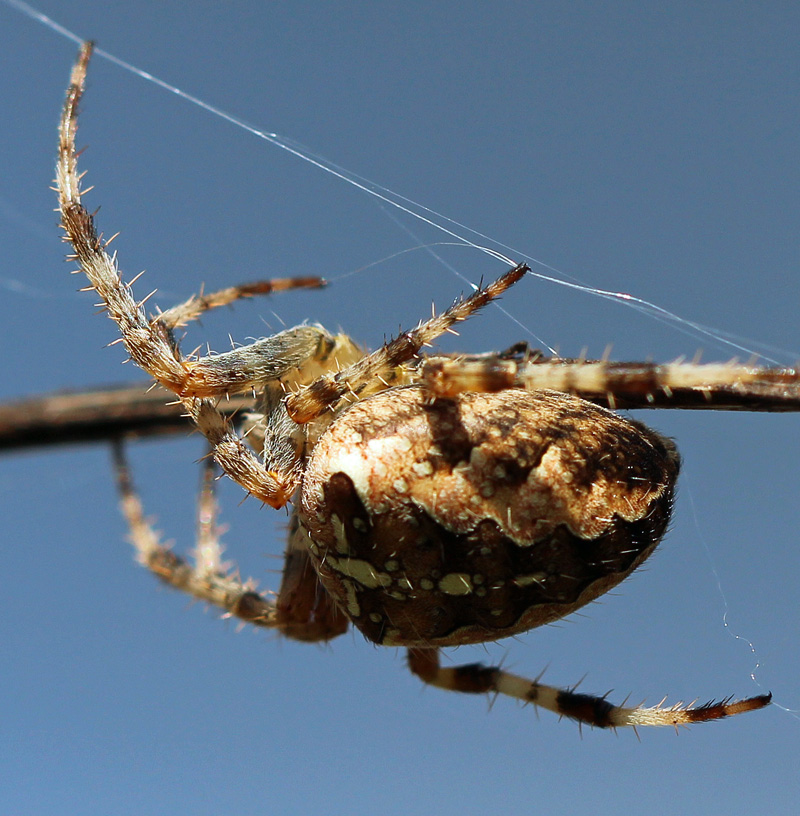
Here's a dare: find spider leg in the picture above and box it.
[407,648,771,729]
[58,43,343,507]
[155,277,325,331]
[112,441,348,641]
[275,513,350,642]
[58,45,335,396]
[179,328,362,398]
[285,262,530,423]
[421,355,800,412]
[111,441,279,628]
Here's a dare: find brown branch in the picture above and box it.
[0,383,252,453]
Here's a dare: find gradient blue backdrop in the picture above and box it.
[1,3,799,814]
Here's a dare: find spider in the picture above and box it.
[58,42,800,731]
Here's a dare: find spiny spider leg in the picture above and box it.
[113,442,349,640]
[156,277,326,331]
[111,442,279,628]
[407,649,772,729]
[422,355,800,411]
[58,44,335,506]
[284,262,530,423]
[58,42,334,398]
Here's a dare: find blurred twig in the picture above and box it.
[0,383,251,452]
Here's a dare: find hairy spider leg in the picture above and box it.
[407,649,771,729]
[421,356,800,411]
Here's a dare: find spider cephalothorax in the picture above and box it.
[60,42,800,730]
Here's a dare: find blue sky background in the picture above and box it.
[1,2,799,814]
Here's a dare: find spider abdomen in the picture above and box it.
[302,386,680,647]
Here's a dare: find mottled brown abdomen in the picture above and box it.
[300,387,679,647]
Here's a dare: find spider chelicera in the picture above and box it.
[58,42,800,730]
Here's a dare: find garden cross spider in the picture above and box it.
[59,42,800,730]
